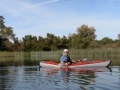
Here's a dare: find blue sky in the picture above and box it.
[1,0,120,40]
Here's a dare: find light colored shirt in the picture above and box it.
[60,55,67,63]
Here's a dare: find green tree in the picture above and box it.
[43,33,61,51]
[57,35,69,49]
[37,36,45,50]
[0,27,19,50]
[0,16,19,51]
[77,24,96,40]
[0,16,5,30]
[70,24,96,49]
[23,35,37,51]
[0,16,5,49]
[43,33,54,51]
[99,37,113,45]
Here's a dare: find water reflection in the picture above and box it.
[0,57,40,66]
[39,67,112,89]
[39,67,112,75]
[1,65,120,90]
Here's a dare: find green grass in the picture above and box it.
[0,48,120,64]
[0,48,120,60]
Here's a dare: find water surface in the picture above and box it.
[0,66,120,90]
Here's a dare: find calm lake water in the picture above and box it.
[0,65,120,90]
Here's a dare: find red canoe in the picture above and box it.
[40,60,111,68]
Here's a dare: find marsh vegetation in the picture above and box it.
[0,48,120,66]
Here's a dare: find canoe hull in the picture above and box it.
[40,60,111,68]
[69,60,111,68]
[40,61,59,68]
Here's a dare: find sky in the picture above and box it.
[1,0,120,40]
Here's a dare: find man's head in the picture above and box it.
[63,49,69,55]
[63,49,69,52]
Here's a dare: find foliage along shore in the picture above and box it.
[0,48,120,66]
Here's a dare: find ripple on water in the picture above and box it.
[0,66,120,90]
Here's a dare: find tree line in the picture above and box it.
[0,16,120,51]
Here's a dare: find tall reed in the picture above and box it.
[30,48,120,62]
[0,48,120,62]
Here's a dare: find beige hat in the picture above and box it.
[63,49,69,52]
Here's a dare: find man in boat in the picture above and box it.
[60,49,75,64]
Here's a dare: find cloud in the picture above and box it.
[20,0,59,10]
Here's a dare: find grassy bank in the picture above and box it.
[31,48,120,61]
[0,48,120,66]
[0,48,120,61]
[0,51,30,58]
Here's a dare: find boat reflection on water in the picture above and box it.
[39,66,112,75]
[39,67,112,86]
